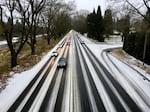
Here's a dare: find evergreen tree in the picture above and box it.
[104,9,113,38]
[96,5,104,41]
[87,5,104,41]
[87,11,96,39]
[93,9,96,14]
[97,6,102,16]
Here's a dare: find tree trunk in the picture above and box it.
[11,50,18,68]
[54,37,56,40]
[47,19,51,45]
[29,34,36,55]
[47,34,50,45]
[47,38,50,45]
[31,43,35,55]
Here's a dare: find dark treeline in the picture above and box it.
[115,9,150,65]
[123,32,150,64]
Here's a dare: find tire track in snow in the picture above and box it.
[75,36,106,112]
[103,52,150,111]
[83,44,142,112]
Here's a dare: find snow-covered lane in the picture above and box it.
[74,33,139,111]
[83,45,141,112]
[61,35,81,112]
[105,53,150,111]
[75,37,100,112]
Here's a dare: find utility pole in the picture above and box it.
[143,29,148,66]
[0,6,2,23]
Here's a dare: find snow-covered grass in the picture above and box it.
[105,35,123,45]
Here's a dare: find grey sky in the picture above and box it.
[67,0,107,14]
[75,0,107,12]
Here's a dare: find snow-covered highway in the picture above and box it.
[0,30,150,112]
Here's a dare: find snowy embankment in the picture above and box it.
[113,51,150,81]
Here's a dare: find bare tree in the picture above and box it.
[41,0,75,44]
[42,0,61,44]
[25,0,46,55]
[2,0,24,68]
[2,0,45,68]
[110,0,150,25]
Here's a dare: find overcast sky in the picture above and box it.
[73,0,107,14]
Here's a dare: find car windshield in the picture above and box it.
[59,58,65,62]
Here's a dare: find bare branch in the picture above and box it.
[143,0,150,11]
[125,0,146,18]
